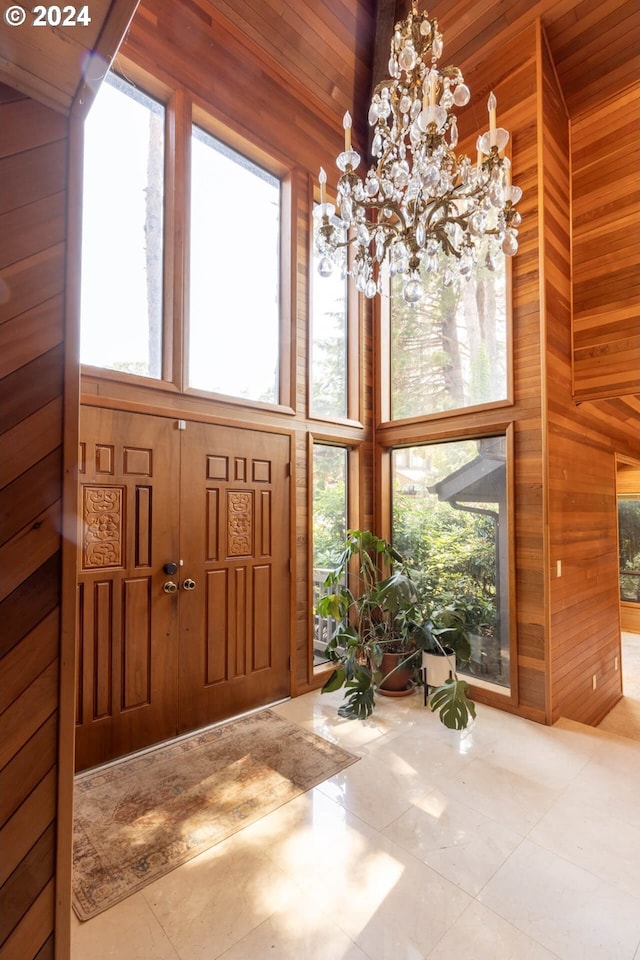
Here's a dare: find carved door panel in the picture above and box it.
[75,408,180,770]
[177,421,291,732]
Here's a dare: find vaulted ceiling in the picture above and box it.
[0,0,637,120]
[413,0,639,118]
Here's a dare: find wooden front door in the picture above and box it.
[75,408,180,770]
[76,410,291,770]
[178,421,291,731]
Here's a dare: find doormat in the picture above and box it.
[72,709,358,920]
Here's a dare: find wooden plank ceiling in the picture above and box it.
[0,0,140,113]
[418,0,639,118]
[1,0,637,121]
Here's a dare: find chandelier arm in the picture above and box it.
[360,198,409,232]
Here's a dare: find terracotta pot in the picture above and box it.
[377,651,416,696]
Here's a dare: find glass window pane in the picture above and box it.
[189,126,280,403]
[310,207,347,418]
[313,444,347,665]
[392,437,510,690]
[81,74,164,378]
[390,245,507,419]
[619,498,640,602]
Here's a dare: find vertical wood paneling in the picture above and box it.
[234,567,247,677]
[135,486,152,567]
[542,35,640,724]
[252,564,271,671]
[122,577,152,708]
[572,84,640,401]
[0,89,66,960]
[93,581,113,719]
[205,569,227,683]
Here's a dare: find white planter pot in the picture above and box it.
[422,650,453,689]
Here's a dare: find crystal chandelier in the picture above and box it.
[314,1,522,303]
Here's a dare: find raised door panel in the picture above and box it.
[75,408,180,770]
[178,422,291,732]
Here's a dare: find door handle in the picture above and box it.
[182,578,196,591]
[163,562,179,575]
[163,581,179,594]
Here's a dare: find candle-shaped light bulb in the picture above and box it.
[429,71,437,107]
[343,111,352,152]
[488,91,497,148]
[319,166,326,205]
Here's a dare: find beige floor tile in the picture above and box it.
[478,839,640,960]
[529,794,640,900]
[71,892,180,960]
[382,792,523,896]
[71,686,640,960]
[422,754,562,835]
[331,841,471,960]
[559,735,640,830]
[216,897,372,960]
[315,753,416,830]
[427,900,560,959]
[140,832,303,960]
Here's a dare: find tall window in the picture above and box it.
[310,207,348,419]
[392,436,510,690]
[619,498,640,603]
[189,126,280,403]
[81,74,165,378]
[312,444,348,665]
[390,245,508,419]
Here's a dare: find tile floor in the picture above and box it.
[72,687,640,960]
[599,632,640,741]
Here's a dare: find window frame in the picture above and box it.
[308,433,362,682]
[378,423,518,707]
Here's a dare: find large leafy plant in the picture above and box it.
[316,530,476,729]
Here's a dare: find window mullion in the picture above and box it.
[165,87,190,392]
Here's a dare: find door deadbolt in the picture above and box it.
[182,578,196,591]
[163,581,179,594]
[163,562,179,575]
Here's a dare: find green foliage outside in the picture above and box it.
[393,492,497,637]
[313,446,347,570]
[619,500,640,602]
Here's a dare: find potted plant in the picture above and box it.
[315,530,476,729]
[421,599,472,689]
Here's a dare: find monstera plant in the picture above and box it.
[315,530,476,729]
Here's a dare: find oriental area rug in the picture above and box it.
[72,709,357,920]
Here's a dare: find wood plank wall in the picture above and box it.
[545,57,640,723]
[0,83,67,960]
[572,83,640,401]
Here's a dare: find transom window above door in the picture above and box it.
[79,69,289,409]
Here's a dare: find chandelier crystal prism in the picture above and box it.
[314,1,522,303]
